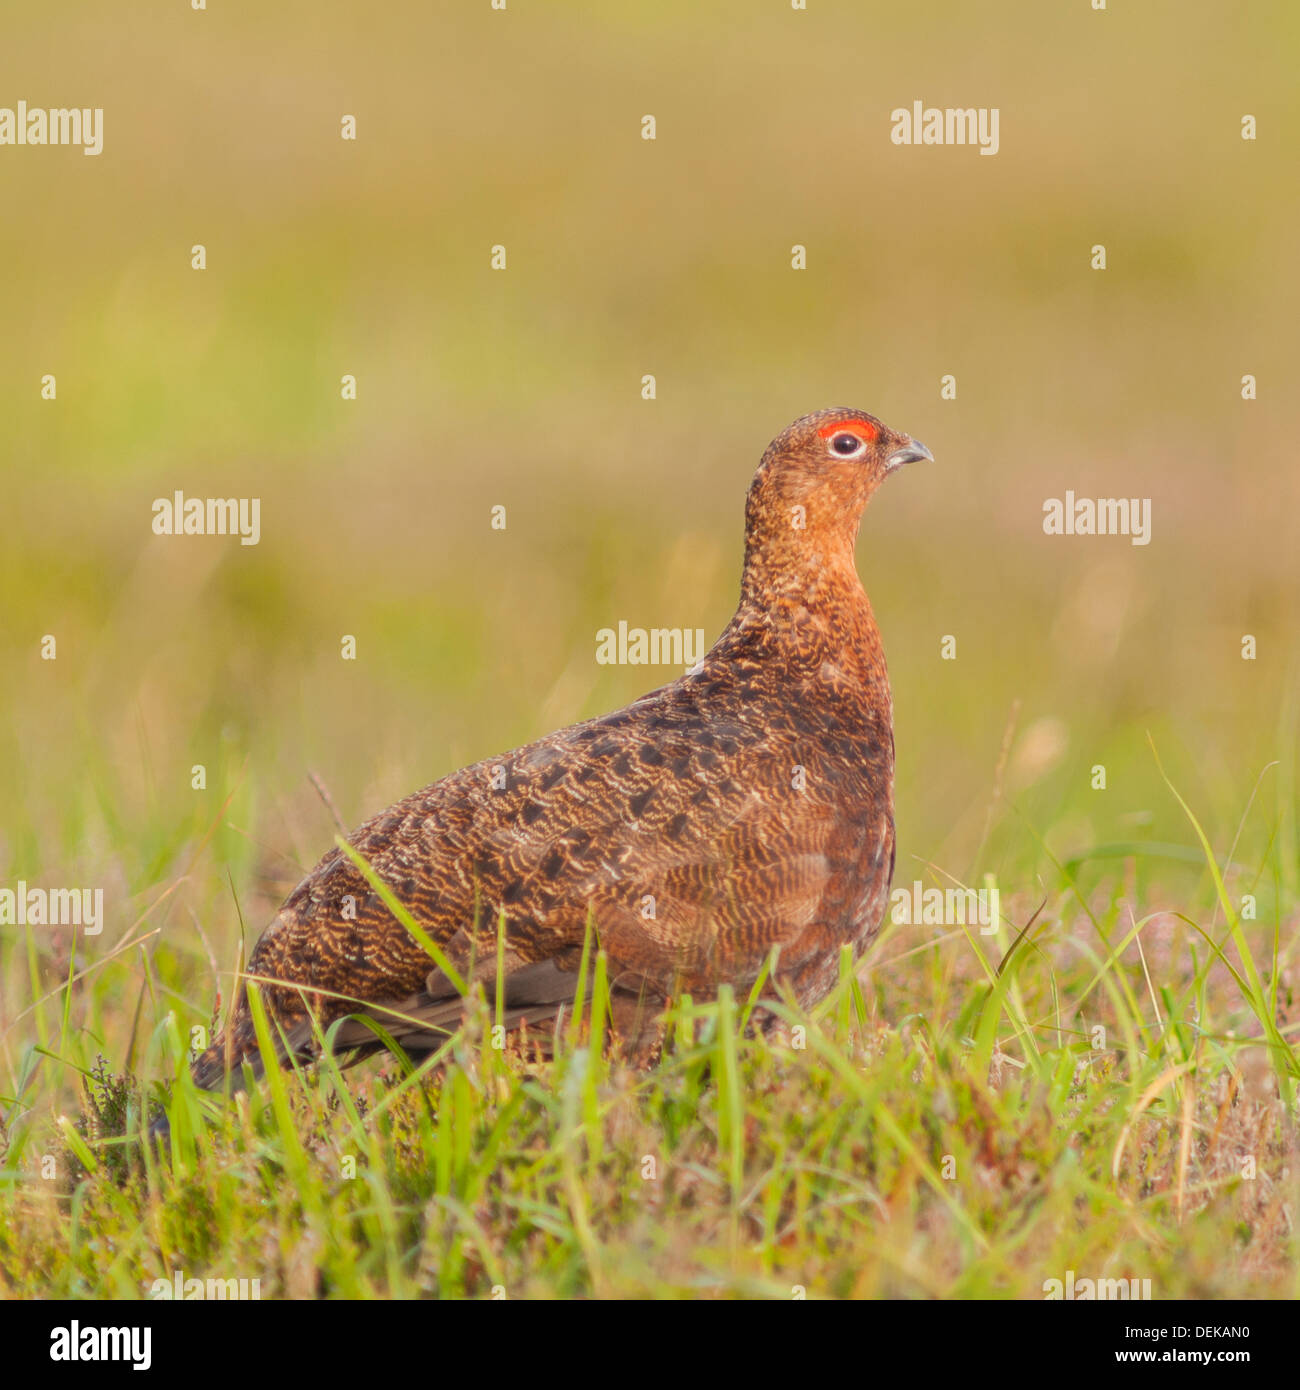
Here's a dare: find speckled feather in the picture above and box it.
[192,408,929,1088]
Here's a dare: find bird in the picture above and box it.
[188,407,931,1095]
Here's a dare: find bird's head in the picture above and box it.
[742,408,931,596]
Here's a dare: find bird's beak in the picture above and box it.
[886,437,934,470]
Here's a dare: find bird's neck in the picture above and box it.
[727,537,887,681]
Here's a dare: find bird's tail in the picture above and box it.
[150,962,666,1142]
[190,1023,260,1092]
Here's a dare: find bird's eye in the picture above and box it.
[830,432,864,457]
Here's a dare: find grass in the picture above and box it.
[1,745,1296,1298]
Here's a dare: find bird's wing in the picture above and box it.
[209,671,883,1080]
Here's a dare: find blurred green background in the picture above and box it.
[1,1,1297,1066]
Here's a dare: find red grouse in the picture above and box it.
[190,408,930,1090]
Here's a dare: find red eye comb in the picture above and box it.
[817,417,878,442]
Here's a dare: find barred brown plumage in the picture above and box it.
[190,407,931,1092]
